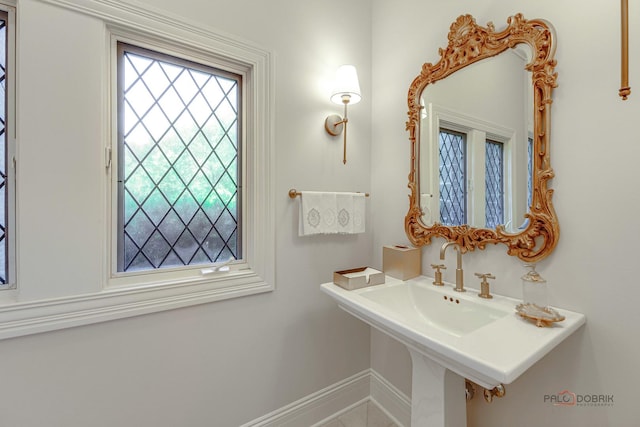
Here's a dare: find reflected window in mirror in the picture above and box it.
[439,129,467,226]
[527,137,533,209]
[437,126,507,229]
[424,104,517,230]
[485,139,504,229]
[438,128,505,228]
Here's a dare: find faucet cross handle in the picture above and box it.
[475,273,496,299]
[430,264,446,286]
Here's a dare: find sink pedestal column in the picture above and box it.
[408,349,467,427]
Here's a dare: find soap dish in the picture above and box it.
[515,303,565,327]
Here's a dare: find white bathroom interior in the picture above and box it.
[0,0,637,426]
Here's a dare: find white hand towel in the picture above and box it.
[299,191,338,236]
[298,191,366,236]
[353,193,366,234]
[336,192,355,234]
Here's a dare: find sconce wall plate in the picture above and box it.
[325,114,345,136]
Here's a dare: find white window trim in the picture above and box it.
[0,0,274,340]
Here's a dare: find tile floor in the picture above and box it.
[318,400,399,427]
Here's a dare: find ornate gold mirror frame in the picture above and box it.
[405,14,559,262]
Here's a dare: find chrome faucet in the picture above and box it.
[439,241,465,292]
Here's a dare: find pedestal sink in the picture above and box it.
[321,276,585,427]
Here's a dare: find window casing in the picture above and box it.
[107,28,272,291]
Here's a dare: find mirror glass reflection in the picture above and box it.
[418,45,533,233]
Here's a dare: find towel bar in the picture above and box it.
[288,188,370,199]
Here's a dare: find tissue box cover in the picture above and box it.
[383,245,421,280]
[333,267,385,290]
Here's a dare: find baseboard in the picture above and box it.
[370,370,411,427]
[239,370,370,427]
[240,369,410,427]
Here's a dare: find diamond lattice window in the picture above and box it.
[439,129,466,226]
[485,139,504,228]
[117,43,241,273]
[527,137,533,209]
[0,12,8,284]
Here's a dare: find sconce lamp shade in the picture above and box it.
[330,65,361,105]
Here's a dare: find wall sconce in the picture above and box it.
[324,65,361,164]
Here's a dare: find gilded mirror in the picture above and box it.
[405,14,559,262]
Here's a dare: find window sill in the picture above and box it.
[0,271,271,340]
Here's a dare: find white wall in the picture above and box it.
[0,0,373,426]
[371,0,640,426]
[3,1,637,426]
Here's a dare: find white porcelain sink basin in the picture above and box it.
[358,281,510,337]
[321,275,586,389]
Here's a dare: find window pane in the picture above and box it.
[0,14,7,284]
[485,139,504,228]
[527,137,533,209]
[439,129,466,226]
[118,44,241,273]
